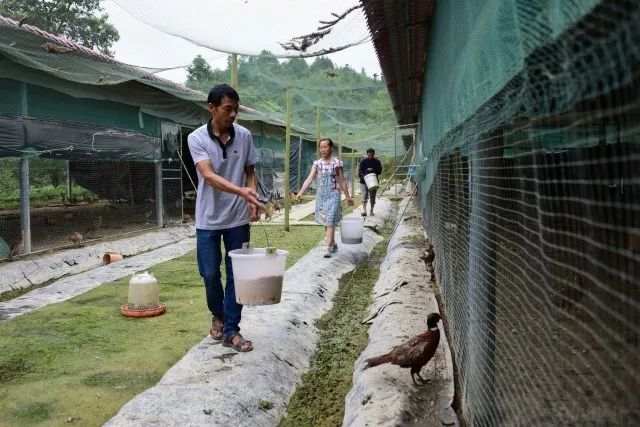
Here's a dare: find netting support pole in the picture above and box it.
[231,53,238,90]
[155,161,164,227]
[297,135,302,191]
[394,125,397,198]
[316,106,320,158]
[338,125,343,160]
[350,133,355,197]
[284,86,292,232]
[19,82,31,254]
[19,158,31,254]
[66,160,72,199]
[467,131,500,424]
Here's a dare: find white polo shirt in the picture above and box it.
[188,121,259,230]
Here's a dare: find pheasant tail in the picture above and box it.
[364,353,393,368]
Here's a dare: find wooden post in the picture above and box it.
[155,161,164,227]
[394,125,397,197]
[19,82,31,254]
[297,135,303,191]
[19,158,31,254]
[66,160,72,199]
[350,133,355,197]
[284,87,292,232]
[231,53,238,90]
[316,105,320,158]
[467,130,501,425]
[338,125,343,160]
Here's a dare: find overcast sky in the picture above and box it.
[101,0,382,85]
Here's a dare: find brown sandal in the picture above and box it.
[222,334,253,352]
[209,317,224,340]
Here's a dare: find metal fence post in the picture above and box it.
[19,158,31,254]
[155,161,164,227]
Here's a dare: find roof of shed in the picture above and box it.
[362,0,434,125]
[0,15,302,130]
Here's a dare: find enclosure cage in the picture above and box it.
[403,1,640,424]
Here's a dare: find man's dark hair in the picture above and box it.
[367,148,375,155]
[207,84,240,106]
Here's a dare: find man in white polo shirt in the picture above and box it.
[188,84,262,352]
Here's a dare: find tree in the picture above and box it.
[0,0,119,55]
[186,55,215,90]
[255,50,279,69]
[309,56,334,73]
[282,57,308,77]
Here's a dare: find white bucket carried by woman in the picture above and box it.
[364,173,379,190]
[229,244,289,305]
[341,217,364,244]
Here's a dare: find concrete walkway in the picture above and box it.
[0,225,194,296]
[106,200,392,427]
[0,237,196,321]
[344,199,458,426]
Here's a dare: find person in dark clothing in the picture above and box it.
[358,148,383,216]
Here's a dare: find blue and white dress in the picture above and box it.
[313,158,344,226]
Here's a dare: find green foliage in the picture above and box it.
[185,51,400,154]
[186,55,214,89]
[309,56,334,73]
[0,0,119,55]
[185,55,230,92]
[0,159,94,209]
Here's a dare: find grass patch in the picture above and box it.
[402,234,427,247]
[11,401,56,424]
[278,222,392,426]
[0,225,324,426]
[0,184,95,210]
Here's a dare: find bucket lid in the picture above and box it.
[132,271,155,280]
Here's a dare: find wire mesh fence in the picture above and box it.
[424,128,640,426]
[0,157,174,259]
[0,123,339,261]
[417,1,640,423]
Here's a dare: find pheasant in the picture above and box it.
[364,312,441,384]
[69,231,83,246]
[419,243,435,265]
[8,231,25,260]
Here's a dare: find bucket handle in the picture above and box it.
[242,242,255,253]
[266,246,277,256]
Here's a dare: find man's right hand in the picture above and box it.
[239,187,264,209]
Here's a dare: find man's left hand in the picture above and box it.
[347,197,354,206]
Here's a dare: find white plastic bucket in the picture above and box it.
[128,271,160,309]
[229,247,289,305]
[364,173,379,190]
[341,217,364,244]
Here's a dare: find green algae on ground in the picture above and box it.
[278,224,392,427]
[0,225,324,427]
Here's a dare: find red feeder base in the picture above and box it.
[120,302,166,317]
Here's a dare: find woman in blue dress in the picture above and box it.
[295,138,354,257]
